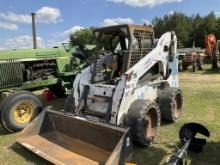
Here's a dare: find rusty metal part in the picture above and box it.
[145,108,158,140]
[17,107,132,165]
[173,93,182,119]
[167,123,210,165]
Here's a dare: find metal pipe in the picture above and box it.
[31,13,37,49]
[167,139,191,165]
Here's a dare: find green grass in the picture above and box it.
[0,65,220,165]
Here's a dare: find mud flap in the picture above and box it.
[16,107,132,165]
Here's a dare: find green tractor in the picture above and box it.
[0,44,94,132]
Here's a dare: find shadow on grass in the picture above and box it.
[44,97,66,111]
[35,92,67,111]
[161,121,174,127]
[126,145,167,165]
[11,142,167,165]
[162,140,220,165]
[0,125,10,135]
[190,141,220,165]
[180,63,220,75]
[10,140,220,165]
[10,143,52,165]
[202,67,220,75]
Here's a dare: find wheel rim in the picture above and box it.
[12,101,35,124]
[173,93,182,119]
[145,108,159,141]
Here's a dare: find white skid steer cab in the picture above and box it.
[17,24,183,165]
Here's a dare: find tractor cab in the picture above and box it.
[91,24,154,84]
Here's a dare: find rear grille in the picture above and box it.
[0,60,23,88]
[130,30,154,67]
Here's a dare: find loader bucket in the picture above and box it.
[16,107,131,165]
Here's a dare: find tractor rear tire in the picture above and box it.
[64,91,75,113]
[49,84,66,98]
[125,100,161,147]
[158,88,183,122]
[0,96,11,132]
[0,91,43,132]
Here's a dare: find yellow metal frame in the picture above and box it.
[12,101,35,124]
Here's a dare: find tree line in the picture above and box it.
[70,12,220,48]
[153,12,220,48]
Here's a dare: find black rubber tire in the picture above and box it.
[0,97,12,132]
[64,91,75,113]
[0,91,43,132]
[49,84,66,98]
[125,100,161,147]
[158,88,183,122]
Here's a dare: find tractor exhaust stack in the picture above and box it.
[31,13,37,49]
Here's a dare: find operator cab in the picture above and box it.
[91,24,155,85]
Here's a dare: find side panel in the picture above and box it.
[116,84,158,125]
[0,59,60,92]
[0,61,23,88]
[0,47,75,92]
[73,66,92,107]
[109,75,127,124]
[56,57,72,73]
[167,54,179,87]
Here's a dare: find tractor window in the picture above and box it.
[98,32,128,54]
[92,30,130,84]
[95,33,128,73]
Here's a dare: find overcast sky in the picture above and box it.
[0,0,219,50]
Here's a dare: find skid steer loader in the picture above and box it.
[17,24,183,165]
